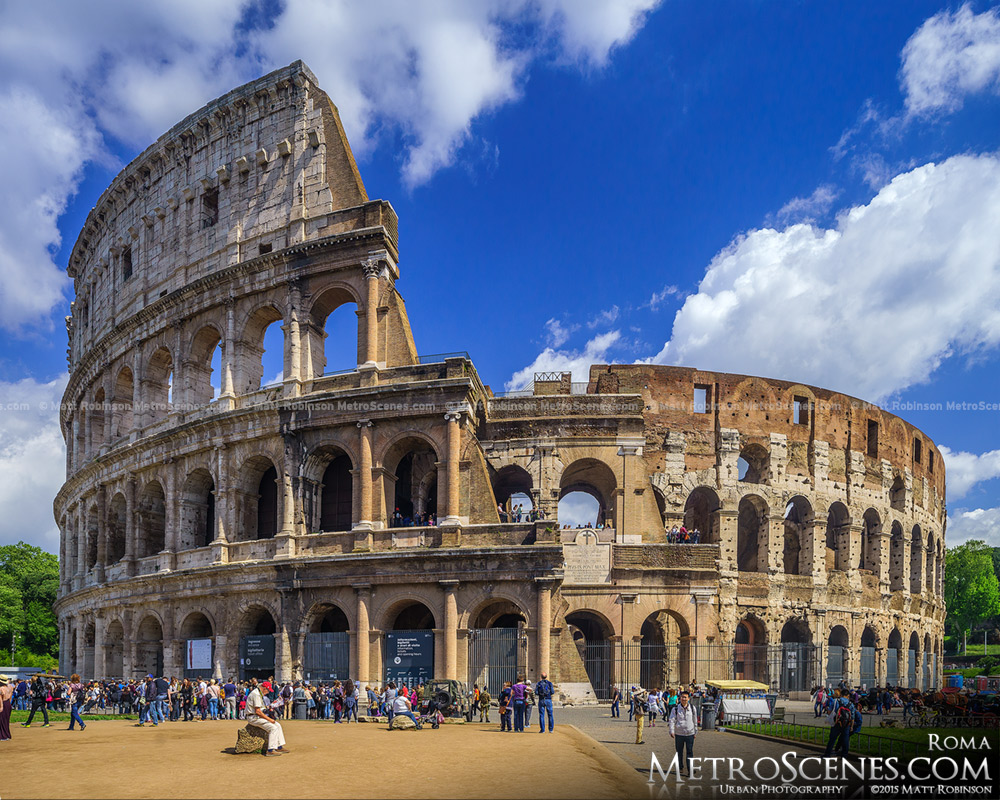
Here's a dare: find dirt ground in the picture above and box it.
[3,718,650,800]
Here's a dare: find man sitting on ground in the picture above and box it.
[245,677,287,756]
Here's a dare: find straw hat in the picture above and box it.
[0,674,9,684]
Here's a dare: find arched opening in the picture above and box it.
[558,491,601,528]
[861,509,881,572]
[136,615,164,678]
[909,525,923,594]
[737,495,768,572]
[923,633,933,690]
[827,625,849,687]
[383,436,439,524]
[239,456,279,541]
[889,521,905,591]
[734,617,767,684]
[238,606,277,681]
[783,496,812,575]
[106,620,125,677]
[640,610,690,688]
[887,629,903,686]
[924,535,935,595]
[566,610,615,700]
[780,619,814,693]
[111,367,134,439]
[907,631,920,688]
[320,454,353,532]
[91,387,106,451]
[559,459,617,529]
[76,403,87,461]
[468,600,528,695]
[146,346,173,422]
[180,469,215,550]
[188,325,223,405]
[180,611,215,679]
[391,602,436,630]
[860,626,878,687]
[137,480,166,558]
[85,504,99,570]
[242,305,284,392]
[491,465,534,521]
[825,502,850,572]
[309,286,360,377]
[83,621,96,679]
[106,493,127,564]
[305,604,351,683]
[889,475,905,512]
[684,487,720,543]
[737,443,770,484]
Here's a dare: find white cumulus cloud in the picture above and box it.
[901,3,1000,116]
[940,445,1000,500]
[946,506,1000,548]
[0,377,68,551]
[649,154,1000,402]
[506,330,621,390]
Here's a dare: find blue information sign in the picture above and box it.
[385,630,435,689]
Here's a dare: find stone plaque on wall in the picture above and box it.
[562,538,612,585]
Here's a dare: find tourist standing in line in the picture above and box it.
[511,676,527,732]
[21,676,51,727]
[153,674,171,725]
[224,678,237,719]
[207,679,220,720]
[498,681,513,732]
[67,674,87,731]
[0,674,13,741]
[343,679,358,722]
[523,680,534,728]
[535,673,555,733]
[610,685,621,718]
[668,691,700,775]
[180,679,194,721]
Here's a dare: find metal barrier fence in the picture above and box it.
[467,628,525,696]
[724,717,920,760]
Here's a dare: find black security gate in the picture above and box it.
[860,646,876,687]
[907,649,917,688]
[467,628,523,696]
[304,632,350,682]
[826,645,845,687]
[580,641,615,700]
[778,643,815,693]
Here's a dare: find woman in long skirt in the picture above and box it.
[0,674,14,741]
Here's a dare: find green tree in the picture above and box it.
[0,542,60,663]
[946,541,1000,654]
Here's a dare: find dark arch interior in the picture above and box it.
[861,627,878,648]
[472,600,526,629]
[492,465,533,509]
[246,609,277,636]
[565,611,610,642]
[320,455,352,531]
[828,626,849,647]
[257,466,278,539]
[392,602,434,630]
[781,620,810,644]
[315,606,350,633]
[181,613,213,639]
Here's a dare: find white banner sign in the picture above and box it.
[186,638,213,671]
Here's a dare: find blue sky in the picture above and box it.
[1,0,999,551]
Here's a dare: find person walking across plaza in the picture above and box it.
[824,689,859,759]
[246,678,286,756]
[67,674,87,731]
[668,691,700,775]
[631,686,648,744]
[20,676,51,728]
[0,674,13,741]
[536,673,555,733]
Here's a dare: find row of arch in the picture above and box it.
[67,283,365,466]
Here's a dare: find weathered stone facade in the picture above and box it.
[54,62,944,699]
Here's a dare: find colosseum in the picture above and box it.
[53,61,945,700]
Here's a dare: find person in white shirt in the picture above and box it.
[389,692,422,729]
[245,678,286,756]
[668,691,700,775]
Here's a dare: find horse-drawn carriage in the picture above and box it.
[907,689,1000,728]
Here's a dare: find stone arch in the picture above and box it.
[381,598,437,631]
[380,432,441,522]
[780,617,811,644]
[236,603,279,638]
[559,457,618,528]
[491,464,533,514]
[240,303,284,392]
[737,494,768,572]
[111,366,134,439]
[135,613,165,677]
[734,615,768,684]
[909,525,923,593]
[307,284,362,378]
[188,324,223,405]
[85,502,99,570]
[889,474,905,512]
[303,601,352,634]
[470,599,529,629]
[924,532,936,595]
[828,625,849,648]
[179,610,215,639]
[639,608,692,688]
[179,468,215,550]
[106,492,127,564]
[738,443,770,484]
[146,345,173,423]
[239,455,280,541]
[309,445,353,533]
[860,508,881,572]
[683,487,721,543]
[825,501,850,572]
[105,618,125,677]
[783,495,813,575]
[460,585,533,629]
[137,479,166,558]
[564,609,615,642]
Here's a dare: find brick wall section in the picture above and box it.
[612,544,719,571]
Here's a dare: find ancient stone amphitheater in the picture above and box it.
[53,62,945,699]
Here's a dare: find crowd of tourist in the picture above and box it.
[389,509,437,527]
[666,525,701,543]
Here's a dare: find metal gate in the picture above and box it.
[860,646,876,687]
[580,641,615,700]
[923,655,931,690]
[907,649,917,688]
[467,628,523,696]
[304,632,350,682]
[930,653,937,689]
[886,649,899,685]
[779,643,816,693]
[826,645,845,686]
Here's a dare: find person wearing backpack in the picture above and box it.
[66,674,87,731]
[536,673,555,732]
[823,689,856,758]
